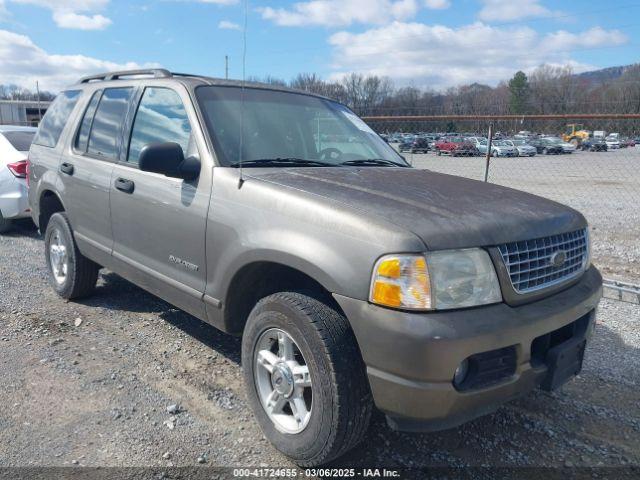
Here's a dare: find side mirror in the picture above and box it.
[138,142,200,181]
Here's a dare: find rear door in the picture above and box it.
[28,90,82,225]
[61,87,136,265]
[109,85,210,318]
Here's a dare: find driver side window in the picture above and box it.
[128,87,193,165]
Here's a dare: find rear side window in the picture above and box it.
[75,91,102,152]
[33,90,81,148]
[2,131,36,152]
[127,87,192,165]
[87,87,134,159]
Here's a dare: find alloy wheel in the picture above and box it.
[49,228,69,285]
[254,328,312,434]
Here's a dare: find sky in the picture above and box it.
[0,0,638,93]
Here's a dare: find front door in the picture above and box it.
[109,85,210,318]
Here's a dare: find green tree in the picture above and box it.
[508,71,530,114]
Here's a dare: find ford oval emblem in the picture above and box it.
[550,250,567,268]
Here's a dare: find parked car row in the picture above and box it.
[391,134,584,157]
[385,130,640,157]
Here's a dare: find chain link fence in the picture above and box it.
[364,115,640,296]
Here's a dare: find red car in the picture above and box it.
[434,137,478,156]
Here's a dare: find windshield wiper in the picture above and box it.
[341,158,407,167]
[229,158,335,168]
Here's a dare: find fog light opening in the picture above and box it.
[453,359,469,388]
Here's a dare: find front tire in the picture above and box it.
[44,212,99,300]
[242,292,372,466]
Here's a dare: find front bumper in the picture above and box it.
[0,170,30,219]
[334,266,602,432]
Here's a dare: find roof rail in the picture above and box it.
[78,69,173,84]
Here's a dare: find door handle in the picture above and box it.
[60,162,74,175]
[115,177,135,194]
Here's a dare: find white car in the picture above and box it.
[0,126,36,232]
[506,139,536,157]
[605,136,620,149]
[489,140,518,157]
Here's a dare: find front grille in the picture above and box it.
[498,229,588,294]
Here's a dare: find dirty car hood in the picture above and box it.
[248,167,586,250]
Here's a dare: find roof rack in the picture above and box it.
[78,69,173,84]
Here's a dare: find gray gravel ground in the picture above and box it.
[0,220,638,472]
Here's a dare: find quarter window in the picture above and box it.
[33,90,81,148]
[128,87,192,165]
[75,91,102,152]
[87,87,134,159]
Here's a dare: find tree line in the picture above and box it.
[4,63,639,134]
[253,64,640,134]
[0,84,56,102]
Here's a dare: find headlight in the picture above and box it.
[427,249,502,310]
[369,249,501,311]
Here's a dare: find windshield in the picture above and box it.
[494,140,509,146]
[2,131,36,152]
[196,86,407,167]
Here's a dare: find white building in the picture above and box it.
[0,100,51,126]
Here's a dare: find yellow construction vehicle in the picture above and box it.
[562,124,590,146]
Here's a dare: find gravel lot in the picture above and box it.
[404,147,640,283]
[0,219,638,473]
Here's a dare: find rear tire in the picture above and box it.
[242,292,372,466]
[0,211,12,233]
[44,212,99,300]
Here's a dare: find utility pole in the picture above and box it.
[225,55,229,79]
[36,81,42,124]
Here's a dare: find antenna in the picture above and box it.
[237,0,248,188]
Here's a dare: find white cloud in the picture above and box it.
[0,29,158,91]
[5,0,112,30]
[218,19,241,30]
[424,0,450,9]
[11,0,109,9]
[185,0,239,4]
[328,22,628,90]
[52,11,111,30]
[478,0,553,22]
[541,27,628,49]
[258,0,419,27]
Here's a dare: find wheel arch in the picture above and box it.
[38,190,66,233]
[223,259,344,336]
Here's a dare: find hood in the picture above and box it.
[248,167,586,251]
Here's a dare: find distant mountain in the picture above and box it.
[575,64,638,84]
